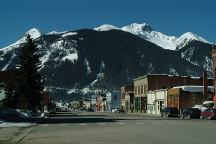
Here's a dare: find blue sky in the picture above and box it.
[0,0,215,47]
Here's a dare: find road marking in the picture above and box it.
[79,123,88,126]
[59,124,67,126]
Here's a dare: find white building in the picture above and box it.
[147,89,167,115]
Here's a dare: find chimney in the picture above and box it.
[203,71,208,100]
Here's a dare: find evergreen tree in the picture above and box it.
[15,35,43,111]
[3,76,16,108]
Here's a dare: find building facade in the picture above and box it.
[134,76,148,112]
[134,74,213,113]
[147,89,167,115]
[121,85,134,112]
[167,86,214,110]
[212,47,216,107]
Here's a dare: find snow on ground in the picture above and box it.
[0,121,35,128]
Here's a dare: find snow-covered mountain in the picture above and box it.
[1,28,43,52]
[95,23,210,51]
[0,25,214,100]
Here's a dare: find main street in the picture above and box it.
[1,111,216,144]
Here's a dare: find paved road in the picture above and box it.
[1,111,216,144]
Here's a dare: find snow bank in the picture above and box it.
[0,121,35,128]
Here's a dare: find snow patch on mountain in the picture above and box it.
[147,63,154,73]
[47,30,67,35]
[89,61,105,87]
[61,32,77,37]
[181,47,195,62]
[67,88,77,95]
[94,24,120,31]
[40,51,51,69]
[62,53,78,63]
[84,59,91,75]
[1,53,16,71]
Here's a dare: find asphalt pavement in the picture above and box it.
[0,111,216,144]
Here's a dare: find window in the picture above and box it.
[141,85,143,94]
[138,86,140,95]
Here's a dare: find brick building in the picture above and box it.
[133,74,213,113]
[167,86,214,110]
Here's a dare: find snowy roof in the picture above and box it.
[173,86,214,93]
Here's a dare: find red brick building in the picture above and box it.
[167,86,214,110]
[134,74,213,113]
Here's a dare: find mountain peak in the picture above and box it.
[121,23,153,34]
[94,24,120,31]
[25,28,43,39]
[178,32,209,44]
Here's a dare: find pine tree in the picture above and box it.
[15,35,43,111]
[3,76,16,108]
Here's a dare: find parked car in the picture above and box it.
[181,108,201,119]
[160,107,179,117]
[200,108,216,120]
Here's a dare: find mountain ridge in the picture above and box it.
[0,25,214,100]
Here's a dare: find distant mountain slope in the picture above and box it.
[0,26,213,100]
